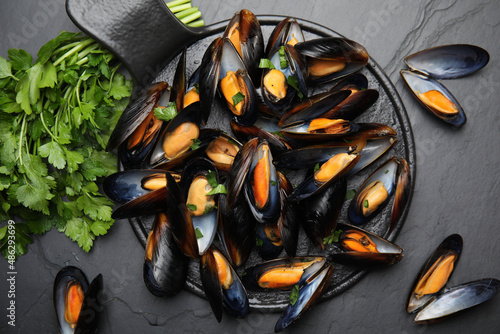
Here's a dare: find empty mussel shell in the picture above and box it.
[266,17,305,56]
[400,70,466,127]
[407,234,463,313]
[414,278,500,324]
[404,44,489,79]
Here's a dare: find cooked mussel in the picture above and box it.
[103,169,180,204]
[143,212,188,296]
[255,222,283,260]
[181,158,220,255]
[407,234,463,313]
[348,156,409,225]
[200,246,249,322]
[275,263,333,332]
[280,118,360,143]
[53,266,103,334]
[404,44,489,79]
[205,133,241,172]
[414,278,500,324]
[218,38,258,126]
[242,256,327,291]
[183,66,201,109]
[244,139,281,224]
[328,223,404,268]
[294,37,369,83]
[223,9,264,83]
[401,70,466,127]
[266,17,305,56]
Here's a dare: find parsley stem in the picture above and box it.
[75,43,100,62]
[39,112,58,143]
[167,0,190,8]
[53,38,94,67]
[17,114,27,165]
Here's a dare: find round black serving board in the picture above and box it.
[125,16,415,311]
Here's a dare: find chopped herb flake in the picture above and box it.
[154,102,177,121]
[279,46,289,69]
[190,138,202,150]
[206,170,218,188]
[256,237,263,247]
[193,83,199,94]
[195,227,204,239]
[345,189,356,200]
[206,184,227,195]
[314,163,320,173]
[290,285,300,305]
[187,203,197,211]
[286,75,303,100]
[384,169,389,174]
[323,229,343,244]
[259,58,275,70]
[232,92,245,106]
[364,199,369,208]
[271,180,277,186]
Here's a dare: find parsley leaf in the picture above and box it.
[279,46,289,69]
[364,199,369,208]
[345,189,356,200]
[190,138,202,150]
[323,229,343,245]
[195,228,204,239]
[8,49,33,71]
[206,170,218,188]
[206,184,227,196]
[314,163,320,172]
[256,237,263,247]
[259,58,275,70]
[290,285,300,306]
[187,203,197,211]
[232,92,245,106]
[154,102,177,121]
[286,75,303,100]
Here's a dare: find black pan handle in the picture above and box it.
[66,0,210,86]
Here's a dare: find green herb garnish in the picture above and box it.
[323,229,343,245]
[206,184,227,196]
[384,169,389,174]
[206,170,218,188]
[259,58,275,70]
[290,285,300,306]
[286,75,303,100]
[272,130,285,138]
[203,204,217,215]
[195,227,204,239]
[256,237,263,247]
[343,139,353,144]
[0,31,133,259]
[314,163,320,172]
[190,138,202,150]
[364,199,369,208]
[279,46,289,69]
[345,189,356,200]
[187,203,197,211]
[232,92,245,106]
[154,102,177,121]
[193,83,200,94]
[270,180,277,186]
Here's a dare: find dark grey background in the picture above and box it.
[1,0,499,333]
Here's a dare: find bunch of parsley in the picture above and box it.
[0,31,132,258]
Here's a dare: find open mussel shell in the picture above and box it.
[53,266,103,334]
[223,9,264,83]
[275,263,333,333]
[230,120,292,157]
[171,47,187,112]
[255,222,283,260]
[401,70,466,127]
[204,133,241,172]
[106,81,169,152]
[329,72,369,92]
[149,101,204,166]
[200,246,249,322]
[348,156,399,225]
[103,169,177,204]
[143,212,188,297]
[299,178,347,250]
[275,142,353,170]
[244,139,281,224]
[280,118,360,143]
[348,135,398,176]
[181,158,219,255]
[242,256,327,291]
[199,37,223,123]
[414,278,500,324]
[405,44,489,79]
[294,37,369,84]
[277,171,299,257]
[183,66,201,109]
[407,234,463,313]
[266,17,305,56]
[290,152,359,201]
[111,186,168,220]
[218,38,258,126]
[329,223,404,268]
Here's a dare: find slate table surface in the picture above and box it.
[1,0,499,333]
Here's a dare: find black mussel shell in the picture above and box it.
[407,234,463,313]
[103,169,173,204]
[348,156,399,225]
[53,266,103,334]
[143,213,188,296]
[405,44,489,79]
[294,37,369,84]
[280,118,360,143]
[390,157,411,233]
[414,278,500,324]
[111,186,168,220]
[275,263,334,333]
[223,9,264,83]
[171,48,186,112]
[227,138,258,209]
[181,158,219,255]
[401,70,466,127]
[329,223,404,268]
[275,143,353,170]
[200,246,249,321]
[266,17,305,56]
[276,171,299,257]
[329,73,369,92]
[106,82,169,151]
[230,120,292,157]
[255,222,283,260]
[299,178,347,250]
[242,257,327,292]
[199,37,223,124]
